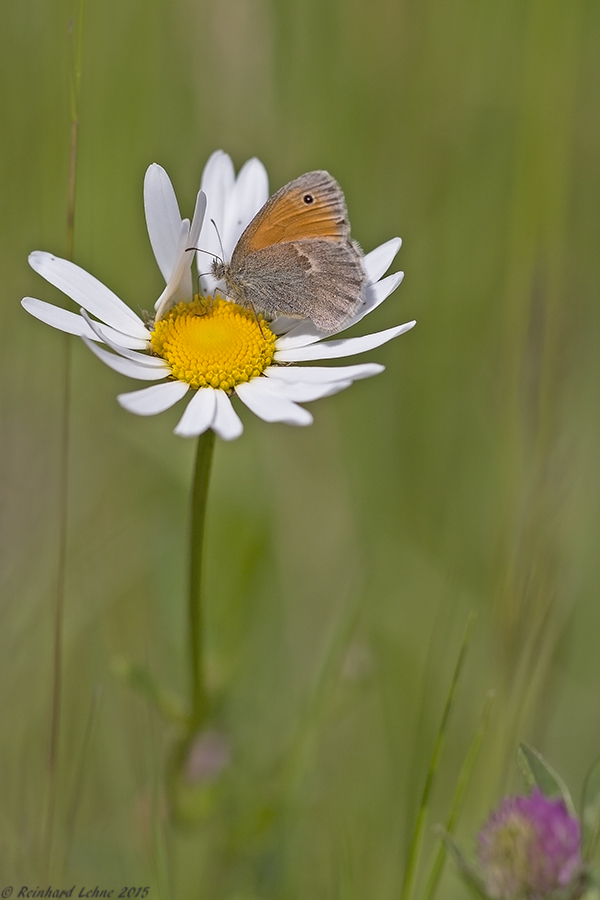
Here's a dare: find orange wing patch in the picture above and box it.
[238,171,351,253]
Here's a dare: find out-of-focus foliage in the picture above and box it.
[1,0,599,896]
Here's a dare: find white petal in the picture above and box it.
[80,310,165,366]
[200,150,235,203]
[235,379,313,426]
[87,325,149,350]
[274,322,416,362]
[343,272,405,330]
[212,390,244,441]
[190,190,207,249]
[199,151,235,270]
[199,151,261,295]
[265,362,384,383]
[29,252,150,339]
[21,298,150,349]
[260,379,352,402]
[144,164,184,283]
[154,220,195,318]
[363,238,402,283]
[117,381,189,415]
[269,314,304,336]
[23,297,99,339]
[370,270,404,306]
[174,386,217,437]
[181,188,207,301]
[82,337,170,380]
[273,320,327,350]
[222,157,269,254]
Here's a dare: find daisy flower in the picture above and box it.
[22,151,415,440]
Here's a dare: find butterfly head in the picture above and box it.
[210,257,245,307]
[211,258,228,282]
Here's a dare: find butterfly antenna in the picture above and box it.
[186,245,222,264]
[210,218,226,264]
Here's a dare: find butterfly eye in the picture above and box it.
[302,193,314,204]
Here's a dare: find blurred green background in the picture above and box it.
[1,0,600,896]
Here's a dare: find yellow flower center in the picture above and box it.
[150,296,276,391]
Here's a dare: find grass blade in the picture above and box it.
[399,611,476,900]
[421,690,494,900]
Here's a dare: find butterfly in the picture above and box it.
[211,170,367,334]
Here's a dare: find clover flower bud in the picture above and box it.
[477,789,582,898]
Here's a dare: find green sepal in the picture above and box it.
[516,743,576,816]
[112,657,189,726]
[582,756,600,862]
[436,828,488,900]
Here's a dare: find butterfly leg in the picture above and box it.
[246,299,266,339]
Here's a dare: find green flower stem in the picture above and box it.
[188,428,216,731]
[45,2,84,875]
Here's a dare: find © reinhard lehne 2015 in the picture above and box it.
[6,887,150,899]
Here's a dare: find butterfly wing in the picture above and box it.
[225,170,366,332]
[234,238,366,332]
[232,171,351,254]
